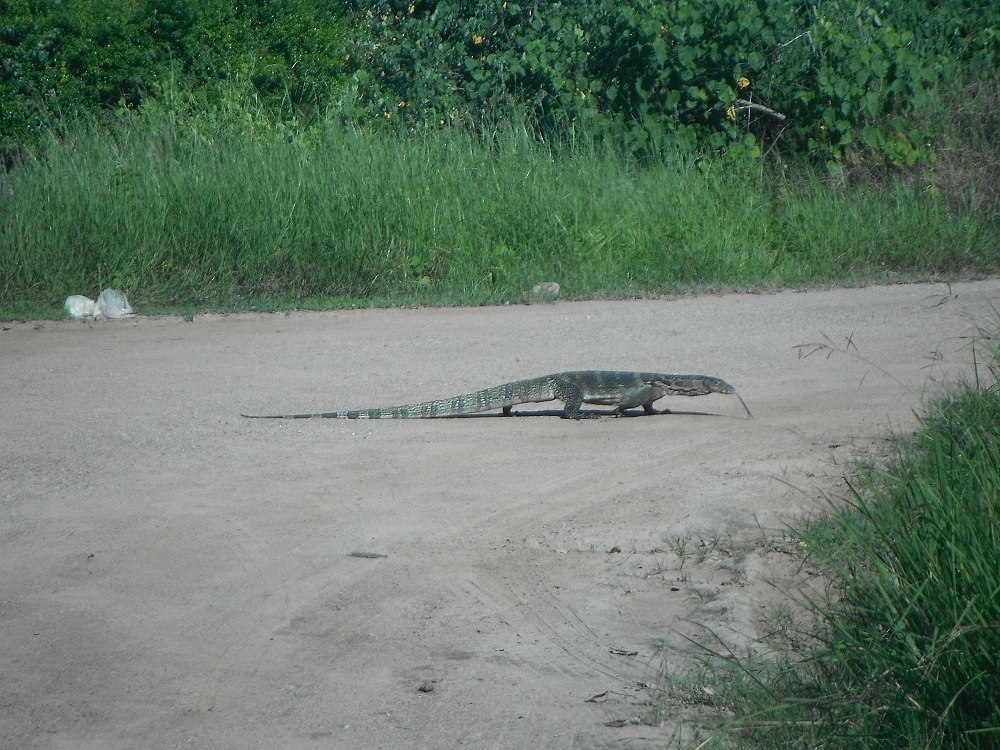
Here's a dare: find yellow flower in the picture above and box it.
[738,76,750,89]
[473,34,484,45]
[726,105,737,121]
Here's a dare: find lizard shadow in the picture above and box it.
[445,408,730,419]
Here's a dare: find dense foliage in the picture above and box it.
[2,1,998,165]
[1,1,998,313]
[349,0,999,164]
[0,0,351,151]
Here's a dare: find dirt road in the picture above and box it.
[3,280,998,749]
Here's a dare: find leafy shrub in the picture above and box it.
[350,0,1000,165]
[2,0,997,167]
[0,0,352,153]
[348,0,777,156]
[141,0,352,117]
[0,0,156,148]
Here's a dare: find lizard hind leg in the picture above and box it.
[561,396,585,419]
[556,382,587,419]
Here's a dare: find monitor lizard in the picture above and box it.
[241,370,751,420]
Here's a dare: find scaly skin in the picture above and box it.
[241,370,752,420]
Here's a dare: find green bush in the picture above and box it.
[141,0,352,117]
[4,1,996,165]
[348,0,776,156]
[0,0,352,152]
[350,0,1000,165]
[0,0,155,147]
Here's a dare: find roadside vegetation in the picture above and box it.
[1,0,998,316]
[2,98,995,317]
[677,331,1000,749]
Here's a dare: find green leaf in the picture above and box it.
[652,36,668,65]
[862,123,885,148]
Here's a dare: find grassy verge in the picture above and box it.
[1,100,997,319]
[683,336,1000,749]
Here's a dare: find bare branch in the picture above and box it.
[735,98,787,123]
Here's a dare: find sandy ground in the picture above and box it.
[2,279,999,749]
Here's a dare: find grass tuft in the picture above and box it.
[1,101,997,317]
[680,333,1000,749]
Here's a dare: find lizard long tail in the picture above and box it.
[241,376,559,419]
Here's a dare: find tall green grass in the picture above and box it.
[1,101,997,316]
[687,344,1000,749]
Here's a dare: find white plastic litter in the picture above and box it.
[64,295,97,318]
[64,289,135,319]
[95,288,134,318]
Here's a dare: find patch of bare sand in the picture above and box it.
[2,280,998,749]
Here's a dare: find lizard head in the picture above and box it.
[651,374,752,418]
[651,374,735,396]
